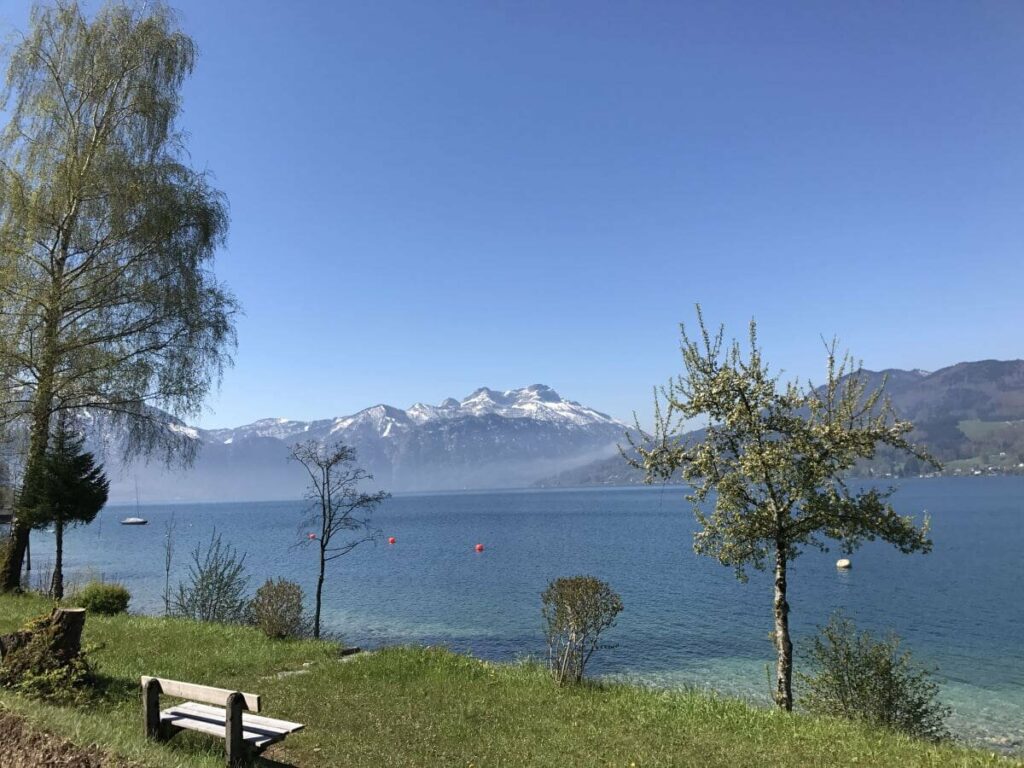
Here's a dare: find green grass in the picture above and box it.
[0,593,1019,768]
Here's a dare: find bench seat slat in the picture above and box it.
[174,701,305,733]
[160,710,283,749]
[160,704,303,749]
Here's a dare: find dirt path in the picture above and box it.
[0,709,135,768]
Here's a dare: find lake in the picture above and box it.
[26,476,1024,751]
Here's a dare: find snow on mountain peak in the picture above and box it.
[173,385,624,447]
[519,384,561,403]
[440,385,620,426]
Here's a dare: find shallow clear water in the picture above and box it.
[31,477,1024,750]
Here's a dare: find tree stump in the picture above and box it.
[49,608,86,662]
[0,607,87,661]
[0,630,32,662]
[0,607,88,689]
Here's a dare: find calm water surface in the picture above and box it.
[32,477,1024,750]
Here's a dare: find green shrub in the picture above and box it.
[75,581,130,615]
[798,614,950,742]
[248,579,307,639]
[541,575,623,685]
[7,651,95,705]
[173,531,250,623]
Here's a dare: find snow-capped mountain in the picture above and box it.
[105,385,629,502]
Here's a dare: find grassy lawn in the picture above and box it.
[0,593,1019,768]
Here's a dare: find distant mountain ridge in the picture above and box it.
[536,359,1024,488]
[105,385,627,502]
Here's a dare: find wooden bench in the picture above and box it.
[141,676,304,766]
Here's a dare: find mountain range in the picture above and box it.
[97,359,1024,501]
[105,385,627,502]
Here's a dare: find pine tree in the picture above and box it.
[20,415,109,599]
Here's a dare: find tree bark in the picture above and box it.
[50,607,86,662]
[0,629,32,662]
[51,518,64,600]
[0,526,29,592]
[314,547,325,639]
[773,543,793,711]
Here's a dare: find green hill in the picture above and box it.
[538,360,1024,487]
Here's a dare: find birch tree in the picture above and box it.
[0,1,236,591]
[631,308,936,711]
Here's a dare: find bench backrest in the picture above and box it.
[140,676,261,713]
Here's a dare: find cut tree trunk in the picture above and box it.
[0,629,32,662]
[0,608,86,667]
[50,608,86,663]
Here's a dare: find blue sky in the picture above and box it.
[2,1,1022,428]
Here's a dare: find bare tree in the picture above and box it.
[290,441,389,639]
[162,511,176,616]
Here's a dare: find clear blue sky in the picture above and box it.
[2,1,1022,428]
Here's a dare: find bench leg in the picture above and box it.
[225,692,251,767]
[143,679,161,740]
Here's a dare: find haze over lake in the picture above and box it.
[34,477,1023,751]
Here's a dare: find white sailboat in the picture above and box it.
[121,480,148,525]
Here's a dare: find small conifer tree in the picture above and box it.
[20,415,108,599]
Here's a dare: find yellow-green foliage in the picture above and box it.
[248,578,306,639]
[74,582,130,616]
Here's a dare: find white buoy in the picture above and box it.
[836,558,852,569]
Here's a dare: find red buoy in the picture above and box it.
[388,536,396,545]
[474,543,484,553]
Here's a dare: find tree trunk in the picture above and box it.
[773,543,793,711]
[0,526,29,593]
[314,548,325,639]
[0,291,60,593]
[51,518,64,600]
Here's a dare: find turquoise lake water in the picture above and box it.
[29,476,1024,751]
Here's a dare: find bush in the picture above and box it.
[798,614,950,742]
[249,579,307,639]
[541,575,623,685]
[5,651,95,705]
[173,531,250,623]
[74,581,130,615]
